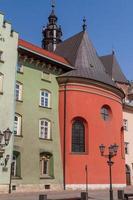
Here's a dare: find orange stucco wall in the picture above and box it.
[59,82,126,185]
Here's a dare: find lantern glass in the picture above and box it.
[3,128,12,145]
[113,144,118,154]
[109,145,114,155]
[99,144,105,155]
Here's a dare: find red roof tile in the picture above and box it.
[18,39,69,65]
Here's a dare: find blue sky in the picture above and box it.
[1,0,133,80]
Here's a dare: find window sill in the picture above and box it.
[0,92,3,95]
[41,78,51,83]
[16,99,23,103]
[17,71,24,74]
[40,176,54,180]
[39,105,52,109]
[11,176,22,180]
[0,60,4,63]
[70,152,88,155]
[39,138,52,141]
[14,134,23,138]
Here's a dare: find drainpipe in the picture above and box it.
[63,81,67,190]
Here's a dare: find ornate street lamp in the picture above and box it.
[99,143,118,200]
[0,128,12,166]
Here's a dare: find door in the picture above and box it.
[126,165,131,185]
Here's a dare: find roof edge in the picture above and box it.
[57,76,125,99]
[18,39,74,69]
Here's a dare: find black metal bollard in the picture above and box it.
[39,194,47,200]
[117,190,124,200]
[81,192,88,200]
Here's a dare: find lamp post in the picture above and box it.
[85,165,88,200]
[0,128,12,166]
[99,143,118,200]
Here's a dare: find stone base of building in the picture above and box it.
[66,184,126,190]
[0,183,127,194]
[9,183,63,193]
[0,185,10,194]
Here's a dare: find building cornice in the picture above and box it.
[18,39,74,72]
[123,103,133,112]
[57,76,125,99]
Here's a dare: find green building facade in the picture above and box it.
[11,39,71,192]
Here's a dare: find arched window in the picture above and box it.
[101,105,111,121]
[39,119,51,139]
[16,81,23,101]
[72,120,85,153]
[11,151,21,177]
[40,152,53,177]
[14,113,22,136]
[40,90,51,108]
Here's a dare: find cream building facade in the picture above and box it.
[123,104,133,185]
[123,83,133,185]
[0,12,18,192]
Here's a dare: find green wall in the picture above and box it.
[13,60,63,189]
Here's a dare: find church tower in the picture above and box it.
[42,1,62,51]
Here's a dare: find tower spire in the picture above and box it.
[51,0,55,10]
[42,1,62,51]
[82,17,87,31]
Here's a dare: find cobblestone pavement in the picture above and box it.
[0,187,133,200]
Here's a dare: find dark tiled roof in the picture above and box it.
[55,31,116,87]
[100,53,128,84]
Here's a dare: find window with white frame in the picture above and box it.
[40,90,50,107]
[0,73,4,93]
[39,119,51,139]
[16,82,22,101]
[11,151,21,177]
[123,119,128,131]
[14,114,22,136]
[125,142,129,154]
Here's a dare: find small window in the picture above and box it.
[125,142,129,154]
[14,114,22,136]
[0,73,4,94]
[16,82,22,101]
[72,120,85,153]
[40,90,51,108]
[101,105,111,121]
[123,119,128,131]
[17,62,23,73]
[11,151,21,177]
[40,153,53,177]
[0,51,4,63]
[11,155,17,176]
[39,119,51,139]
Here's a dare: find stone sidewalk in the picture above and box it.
[0,187,133,200]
